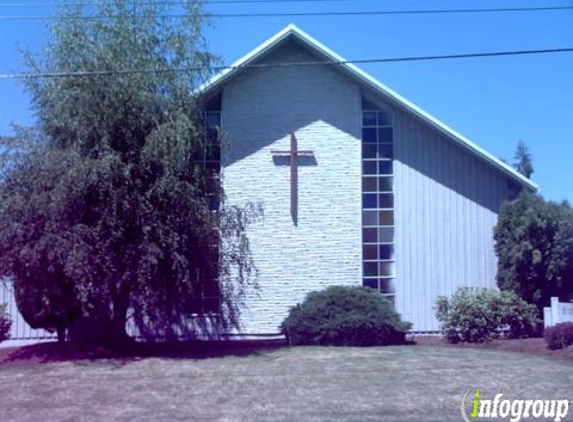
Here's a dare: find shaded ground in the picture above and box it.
[412,336,573,361]
[3,336,567,367]
[0,339,286,367]
[0,343,572,422]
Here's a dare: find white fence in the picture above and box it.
[1,281,57,341]
[544,297,573,328]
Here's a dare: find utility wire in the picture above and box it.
[0,5,572,20]
[0,0,389,7]
[1,46,572,80]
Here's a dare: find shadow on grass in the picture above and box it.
[410,335,573,361]
[10,336,565,367]
[0,338,288,367]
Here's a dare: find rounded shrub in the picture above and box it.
[544,322,573,350]
[280,286,412,346]
[0,304,11,343]
[435,287,538,343]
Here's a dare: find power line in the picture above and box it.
[0,0,387,7]
[1,46,572,80]
[0,5,572,20]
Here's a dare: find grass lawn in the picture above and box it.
[0,344,572,422]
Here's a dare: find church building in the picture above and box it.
[1,24,540,342]
[199,24,538,334]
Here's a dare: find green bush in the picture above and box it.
[494,191,573,314]
[544,323,573,350]
[435,287,538,343]
[0,304,11,343]
[280,286,412,346]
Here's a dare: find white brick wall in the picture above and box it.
[221,41,363,334]
[219,39,511,334]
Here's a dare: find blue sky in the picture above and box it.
[0,0,571,201]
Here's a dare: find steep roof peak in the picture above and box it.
[198,25,539,191]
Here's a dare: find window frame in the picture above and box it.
[201,110,223,313]
[361,107,396,299]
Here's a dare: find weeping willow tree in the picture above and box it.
[0,0,260,342]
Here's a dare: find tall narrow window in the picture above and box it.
[361,103,395,302]
[204,111,222,212]
[202,110,222,313]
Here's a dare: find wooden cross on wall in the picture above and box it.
[271,131,314,226]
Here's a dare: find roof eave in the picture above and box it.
[197,24,540,192]
[196,24,297,97]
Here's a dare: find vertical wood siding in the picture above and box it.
[1,282,56,341]
[393,109,510,331]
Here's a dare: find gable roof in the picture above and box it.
[198,24,539,191]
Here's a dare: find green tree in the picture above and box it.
[494,191,573,315]
[0,303,12,343]
[513,140,534,179]
[0,0,259,342]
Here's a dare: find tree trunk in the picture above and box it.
[107,292,132,346]
[56,326,66,343]
[108,312,131,345]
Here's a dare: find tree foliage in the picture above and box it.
[0,0,260,342]
[513,140,534,179]
[494,191,573,314]
[0,303,11,343]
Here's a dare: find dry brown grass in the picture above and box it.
[0,343,571,422]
